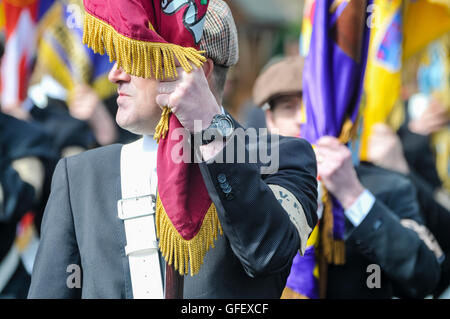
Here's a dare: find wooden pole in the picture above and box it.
[164,263,184,299]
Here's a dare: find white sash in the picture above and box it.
[0,244,20,293]
[118,138,164,299]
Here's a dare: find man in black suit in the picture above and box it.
[369,120,450,298]
[253,55,442,298]
[28,0,318,299]
[316,138,442,298]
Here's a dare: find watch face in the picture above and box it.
[217,117,233,137]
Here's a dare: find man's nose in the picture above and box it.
[108,63,131,84]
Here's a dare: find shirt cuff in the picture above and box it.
[344,189,375,227]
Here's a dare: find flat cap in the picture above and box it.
[200,0,239,67]
[253,56,305,107]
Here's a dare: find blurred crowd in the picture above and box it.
[1,0,450,299]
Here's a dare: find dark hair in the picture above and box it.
[212,63,229,98]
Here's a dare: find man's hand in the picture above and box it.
[368,123,410,175]
[1,102,31,121]
[69,84,117,145]
[155,66,222,133]
[315,136,364,209]
[69,84,101,121]
[409,96,449,136]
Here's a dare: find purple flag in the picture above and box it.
[285,0,372,299]
[302,0,371,243]
[301,0,371,144]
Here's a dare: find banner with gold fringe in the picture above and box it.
[155,114,223,276]
[82,0,208,80]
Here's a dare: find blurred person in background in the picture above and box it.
[0,29,59,298]
[368,37,450,298]
[29,0,138,154]
[0,112,57,298]
[253,55,443,298]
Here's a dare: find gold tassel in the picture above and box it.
[318,116,359,266]
[153,107,172,143]
[155,195,223,276]
[83,12,207,80]
[338,117,359,144]
[320,185,346,265]
[280,287,309,299]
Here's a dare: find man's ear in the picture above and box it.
[202,58,215,80]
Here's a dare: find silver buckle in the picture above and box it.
[117,194,156,220]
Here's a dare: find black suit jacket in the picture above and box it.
[326,163,441,299]
[28,126,318,298]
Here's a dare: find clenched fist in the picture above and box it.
[315,136,364,209]
[156,64,222,133]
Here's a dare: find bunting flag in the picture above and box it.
[37,0,116,101]
[0,0,55,108]
[359,0,450,161]
[82,0,221,276]
[283,0,372,299]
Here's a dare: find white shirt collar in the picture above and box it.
[142,135,158,153]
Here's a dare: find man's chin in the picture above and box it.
[116,113,139,135]
[116,114,154,136]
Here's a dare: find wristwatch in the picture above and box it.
[198,114,234,145]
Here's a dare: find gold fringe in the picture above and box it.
[280,287,309,299]
[320,186,346,266]
[154,107,172,143]
[155,195,223,276]
[338,118,358,144]
[83,12,207,79]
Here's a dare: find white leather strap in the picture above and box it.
[0,244,20,293]
[119,138,164,299]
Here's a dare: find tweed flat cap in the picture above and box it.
[200,0,239,67]
[253,56,305,107]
